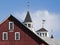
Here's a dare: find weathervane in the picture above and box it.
[51,29,54,38]
[42,20,46,28]
[27,0,30,11]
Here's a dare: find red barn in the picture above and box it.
[0,15,48,45]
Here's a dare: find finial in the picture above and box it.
[51,35,54,39]
[51,29,54,39]
[42,20,46,28]
[27,0,30,11]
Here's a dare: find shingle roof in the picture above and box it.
[24,11,32,22]
[36,28,48,32]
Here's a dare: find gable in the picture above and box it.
[0,15,49,45]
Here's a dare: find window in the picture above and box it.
[25,24,27,26]
[42,33,44,37]
[40,33,41,36]
[37,33,39,35]
[9,21,14,31]
[45,33,47,36]
[2,32,8,40]
[15,32,20,40]
[28,24,31,27]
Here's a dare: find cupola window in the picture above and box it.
[45,33,47,36]
[28,24,31,27]
[25,24,27,26]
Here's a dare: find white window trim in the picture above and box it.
[9,21,14,31]
[2,32,8,40]
[15,32,20,40]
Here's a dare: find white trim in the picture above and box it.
[15,32,20,40]
[9,21,14,31]
[2,32,8,40]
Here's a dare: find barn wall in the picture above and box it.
[0,18,47,45]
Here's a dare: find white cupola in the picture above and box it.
[23,11,34,32]
[36,28,49,37]
[36,20,49,37]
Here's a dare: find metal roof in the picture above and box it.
[36,28,48,32]
[24,11,32,22]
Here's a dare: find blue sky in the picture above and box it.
[0,0,60,39]
[0,0,60,14]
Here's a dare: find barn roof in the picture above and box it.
[2,15,48,45]
[39,37,60,45]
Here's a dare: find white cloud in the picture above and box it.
[13,10,60,38]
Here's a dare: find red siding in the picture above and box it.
[0,17,47,45]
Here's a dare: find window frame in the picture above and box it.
[9,21,14,31]
[15,32,20,40]
[37,33,39,35]
[2,32,8,40]
[45,33,47,36]
[28,24,31,27]
[25,24,27,26]
[40,33,41,36]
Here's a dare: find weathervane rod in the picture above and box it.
[27,0,30,11]
[42,20,46,28]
